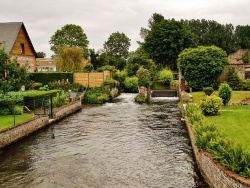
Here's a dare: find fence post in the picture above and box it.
[50,94,53,119]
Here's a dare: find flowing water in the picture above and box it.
[0,93,208,188]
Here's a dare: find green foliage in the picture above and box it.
[83,63,94,72]
[182,19,238,54]
[36,52,46,58]
[203,87,214,96]
[235,25,250,49]
[135,93,147,104]
[186,103,205,125]
[227,67,241,90]
[200,95,223,116]
[14,106,23,115]
[97,65,116,72]
[124,77,138,93]
[103,78,115,88]
[113,70,127,83]
[56,46,84,72]
[143,16,197,69]
[103,32,131,59]
[178,45,228,90]
[49,24,89,57]
[218,83,232,105]
[156,69,173,85]
[84,87,110,104]
[52,91,67,108]
[0,49,29,93]
[242,52,250,64]
[29,72,73,86]
[137,67,151,87]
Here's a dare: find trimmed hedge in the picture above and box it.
[29,72,73,85]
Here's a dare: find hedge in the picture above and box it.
[29,72,74,85]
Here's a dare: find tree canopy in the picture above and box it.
[142,17,197,70]
[50,24,89,57]
[178,45,228,90]
[56,45,84,72]
[103,32,131,59]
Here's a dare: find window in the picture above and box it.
[20,43,25,54]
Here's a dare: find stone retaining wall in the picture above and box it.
[0,101,82,149]
[0,115,49,149]
[185,117,250,188]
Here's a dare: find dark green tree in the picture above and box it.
[36,51,46,58]
[143,18,196,70]
[103,32,131,59]
[178,46,228,90]
[235,25,250,49]
[50,24,89,57]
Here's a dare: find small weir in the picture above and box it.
[151,90,178,98]
[0,93,208,187]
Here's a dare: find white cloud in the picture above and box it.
[1,0,249,57]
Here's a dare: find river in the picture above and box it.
[0,93,208,188]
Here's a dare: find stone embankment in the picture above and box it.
[181,97,250,188]
[0,101,82,149]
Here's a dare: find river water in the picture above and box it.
[0,93,208,188]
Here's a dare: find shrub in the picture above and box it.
[103,78,115,88]
[30,72,73,85]
[218,83,232,105]
[135,93,147,104]
[137,67,151,87]
[83,63,94,72]
[203,87,214,96]
[84,87,110,104]
[113,70,127,83]
[186,103,205,125]
[124,77,138,93]
[52,91,67,108]
[13,106,23,115]
[156,68,173,85]
[200,96,223,116]
[227,67,241,90]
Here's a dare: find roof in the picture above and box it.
[36,58,56,67]
[0,22,37,56]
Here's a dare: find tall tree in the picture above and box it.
[235,25,250,49]
[50,24,89,57]
[56,46,84,72]
[143,18,196,70]
[103,32,131,59]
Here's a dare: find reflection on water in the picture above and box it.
[0,93,208,188]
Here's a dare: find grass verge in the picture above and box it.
[0,114,34,131]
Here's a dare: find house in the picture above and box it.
[0,22,37,72]
[36,58,56,72]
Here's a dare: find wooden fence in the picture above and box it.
[73,71,112,88]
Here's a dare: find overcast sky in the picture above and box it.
[1,0,249,57]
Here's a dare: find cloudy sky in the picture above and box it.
[1,0,249,57]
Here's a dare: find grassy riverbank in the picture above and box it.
[191,91,250,152]
[0,114,34,130]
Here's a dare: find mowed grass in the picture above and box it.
[206,105,250,152]
[192,91,250,152]
[0,114,34,130]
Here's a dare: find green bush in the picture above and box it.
[13,106,23,115]
[124,77,138,93]
[30,82,43,90]
[156,68,173,85]
[203,87,214,96]
[52,91,67,108]
[83,63,94,72]
[135,93,147,104]
[137,67,151,87]
[186,103,205,125]
[84,87,110,104]
[227,67,241,90]
[200,96,223,116]
[103,78,115,88]
[113,70,127,83]
[218,83,232,105]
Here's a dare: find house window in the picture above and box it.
[20,43,25,54]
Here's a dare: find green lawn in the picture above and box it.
[0,114,34,130]
[191,91,250,152]
[191,91,250,104]
[206,105,250,152]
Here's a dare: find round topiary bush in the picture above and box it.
[218,83,232,105]
[134,93,147,104]
[203,87,214,96]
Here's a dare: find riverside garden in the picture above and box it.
[1,13,250,185]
